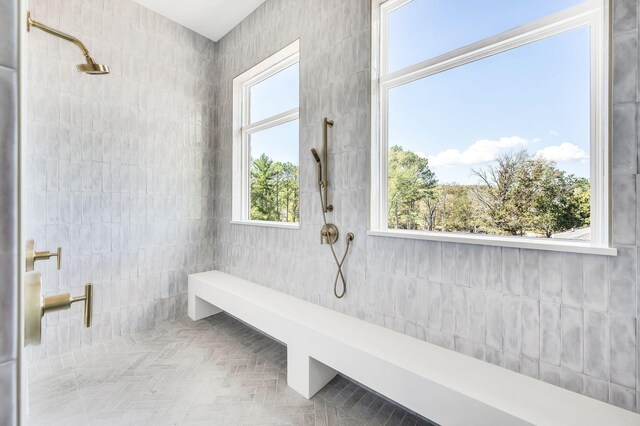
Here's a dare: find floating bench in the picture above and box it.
[188,270,639,426]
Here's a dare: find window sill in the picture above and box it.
[231,220,300,230]
[367,229,617,256]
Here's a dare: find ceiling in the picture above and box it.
[133,0,267,42]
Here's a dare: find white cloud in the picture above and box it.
[427,136,529,167]
[535,143,588,163]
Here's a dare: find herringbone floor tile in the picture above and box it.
[27,313,435,426]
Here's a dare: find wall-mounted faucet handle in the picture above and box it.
[43,284,93,327]
[25,273,93,346]
[25,240,62,272]
[35,246,62,269]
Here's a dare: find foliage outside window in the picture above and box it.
[232,40,300,227]
[371,0,611,252]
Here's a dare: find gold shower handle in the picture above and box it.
[34,246,62,270]
[25,239,62,271]
[43,284,93,328]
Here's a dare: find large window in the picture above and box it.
[232,40,300,227]
[371,0,612,254]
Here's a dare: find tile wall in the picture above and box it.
[212,0,640,413]
[24,0,217,364]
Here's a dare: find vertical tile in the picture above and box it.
[612,174,636,246]
[584,254,609,312]
[540,251,562,303]
[610,247,637,315]
[469,245,486,290]
[613,30,637,103]
[486,292,502,349]
[612,102,637,174]
[561,306,583,373]
[540,302,562,365]
[520,250,540,299]
[453,286,469,339]
[613,0,637,34]
[584,310,610,380]
[501,248,520,295]
[610,315,636,389]
[521,298,540,360]
[485,246,502,292]
[561,253,583,308]
[469,289,486,344]
[428,241,442,283]
[441,243,456,285]
[455,244,470,287]
[502,295,521,354]
[427,281,442,330]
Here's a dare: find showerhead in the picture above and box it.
[77,60,110,75]
[311,148,321,163]
[28,11,110,76]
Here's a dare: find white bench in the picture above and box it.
[188,270,640,426]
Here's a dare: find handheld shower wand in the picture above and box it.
[311,118,354,299]
[311,148,322,187]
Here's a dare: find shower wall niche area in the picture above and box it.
[24,0,217,362]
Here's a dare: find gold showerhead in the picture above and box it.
[27,11,110,76]
[77,60,110,75]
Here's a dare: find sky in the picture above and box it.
[251,0,591,184]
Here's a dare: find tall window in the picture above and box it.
[232,40,300,227]
[371,0,612,253]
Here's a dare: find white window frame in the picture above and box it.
[370,0,615,255]
[232,39,300,229]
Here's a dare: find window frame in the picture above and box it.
[232,39,301,229]
[370,0,615,255]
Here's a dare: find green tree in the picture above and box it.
[250,154,300,223]
[388,145,437,229]
[250,154,279,221]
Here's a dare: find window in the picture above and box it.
[371,0,613,254]
[232,40,300,228]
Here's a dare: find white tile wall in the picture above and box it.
[25,0,216,363]
[211,0,640,414]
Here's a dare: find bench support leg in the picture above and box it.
[287,346,337,399]
[188,294,222,321]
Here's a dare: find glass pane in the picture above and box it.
[250,63,299,123]
[387,28,591,240]
[388,0,586,72]
[249,120,300,223]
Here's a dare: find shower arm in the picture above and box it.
[27,12,95,63]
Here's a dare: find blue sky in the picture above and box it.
[252,0,591,184]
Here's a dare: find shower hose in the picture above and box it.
[317,181,353,298]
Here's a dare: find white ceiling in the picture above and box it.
[133,0,267,42]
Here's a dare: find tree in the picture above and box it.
[472,150,590,237]
[387,145,437,229]
[250,154,300,223]
[250,154,279,221]
[471,151,532,235]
